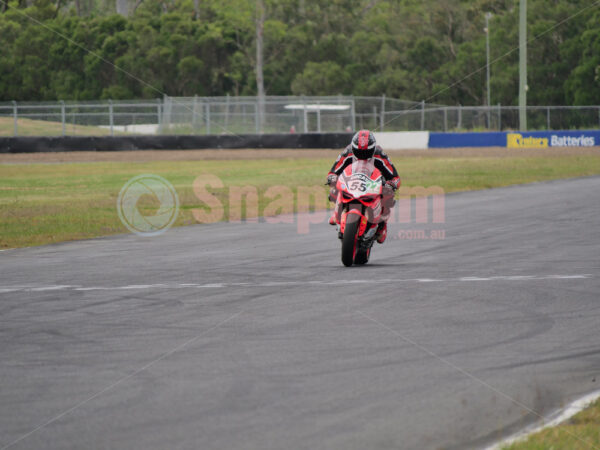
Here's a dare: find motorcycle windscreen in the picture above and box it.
[344,159,382,198]
[351,158,376,176]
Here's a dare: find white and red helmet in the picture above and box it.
[351,129,376,160]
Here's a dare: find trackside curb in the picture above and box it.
[483,389,600,449]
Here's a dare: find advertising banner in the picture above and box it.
[506,131,600,148]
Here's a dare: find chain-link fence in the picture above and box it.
[1,96,599,137]
[387,105,600,132]
[0,100,162,137]
[162,96,449,135]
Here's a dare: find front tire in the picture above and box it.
[341,214,360,267]
[355,247,370,265]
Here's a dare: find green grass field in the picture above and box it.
[2,151,600,248]
[0,117,118,137]
[502,399,600,449]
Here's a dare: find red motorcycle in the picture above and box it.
[333,160,385,267]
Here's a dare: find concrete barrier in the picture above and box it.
[373,132,429,150]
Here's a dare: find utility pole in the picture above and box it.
[256,0,266,134]
[519,0,527,131]
[485,12,492,129]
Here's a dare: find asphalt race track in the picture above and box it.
[1,176,600,450]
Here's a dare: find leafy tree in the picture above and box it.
[564,10,600,105]
[291,61,350,95]
[0,0,599,107]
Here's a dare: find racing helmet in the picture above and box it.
[351,130,376,160]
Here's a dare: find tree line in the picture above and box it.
[1,0,599,105]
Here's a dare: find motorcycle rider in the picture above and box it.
[326,129,400,244]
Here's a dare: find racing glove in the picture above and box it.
[382,178,399,206]
[385,178,400,191]
[326,174,338,186]
[382,184,395,198]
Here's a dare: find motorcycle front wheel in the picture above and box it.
[354,247,370,265]
[341,214,360,267]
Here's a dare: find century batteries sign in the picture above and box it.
[507,131,599,148]
[429,131,600,148]
[550,134,596,147]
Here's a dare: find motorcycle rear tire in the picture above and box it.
[341,215,360,267]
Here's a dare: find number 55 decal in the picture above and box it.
[349,180,367,192]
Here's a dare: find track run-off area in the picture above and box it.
[1,176,600,449]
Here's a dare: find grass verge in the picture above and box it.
[1,150,600,248]
[502,399,600,450]
[0,117,117,137]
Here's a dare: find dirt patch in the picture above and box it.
[1,146,599,164]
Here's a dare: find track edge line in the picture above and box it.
[483,388,600,450]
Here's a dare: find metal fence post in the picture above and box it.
[457,104,462,130]
[443,107,448,132]
[337,93,342,131]
[372,106,377,130]
[303,100,308,133]
[317,101,321,133]
[60,100,66,136]
[498,106,502,130]
[205,102,211,135]
[380,94,385,131]
[12,101,18,137]
[420,100,425,131]
[255,102,259,134]
[163,95,170,132]
[157,98,162,134]
[108,100,114,136]
[547,106,551,130]
[192,96,198,134]
[225,93,230,129]
[350,96,356,132]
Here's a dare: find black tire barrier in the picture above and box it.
[0,133,354,153]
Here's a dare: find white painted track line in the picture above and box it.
[0,274,593,294]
